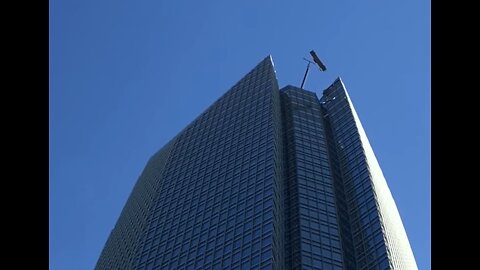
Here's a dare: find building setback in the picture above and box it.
[95,56,417,270]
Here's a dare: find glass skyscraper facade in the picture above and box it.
[96,56,417,270]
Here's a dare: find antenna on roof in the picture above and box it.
[300,50,327,89]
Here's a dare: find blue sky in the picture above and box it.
[49,1,430,269]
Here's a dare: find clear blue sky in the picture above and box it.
[49,1,430,269]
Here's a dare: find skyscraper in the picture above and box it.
[95,56,417,270]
